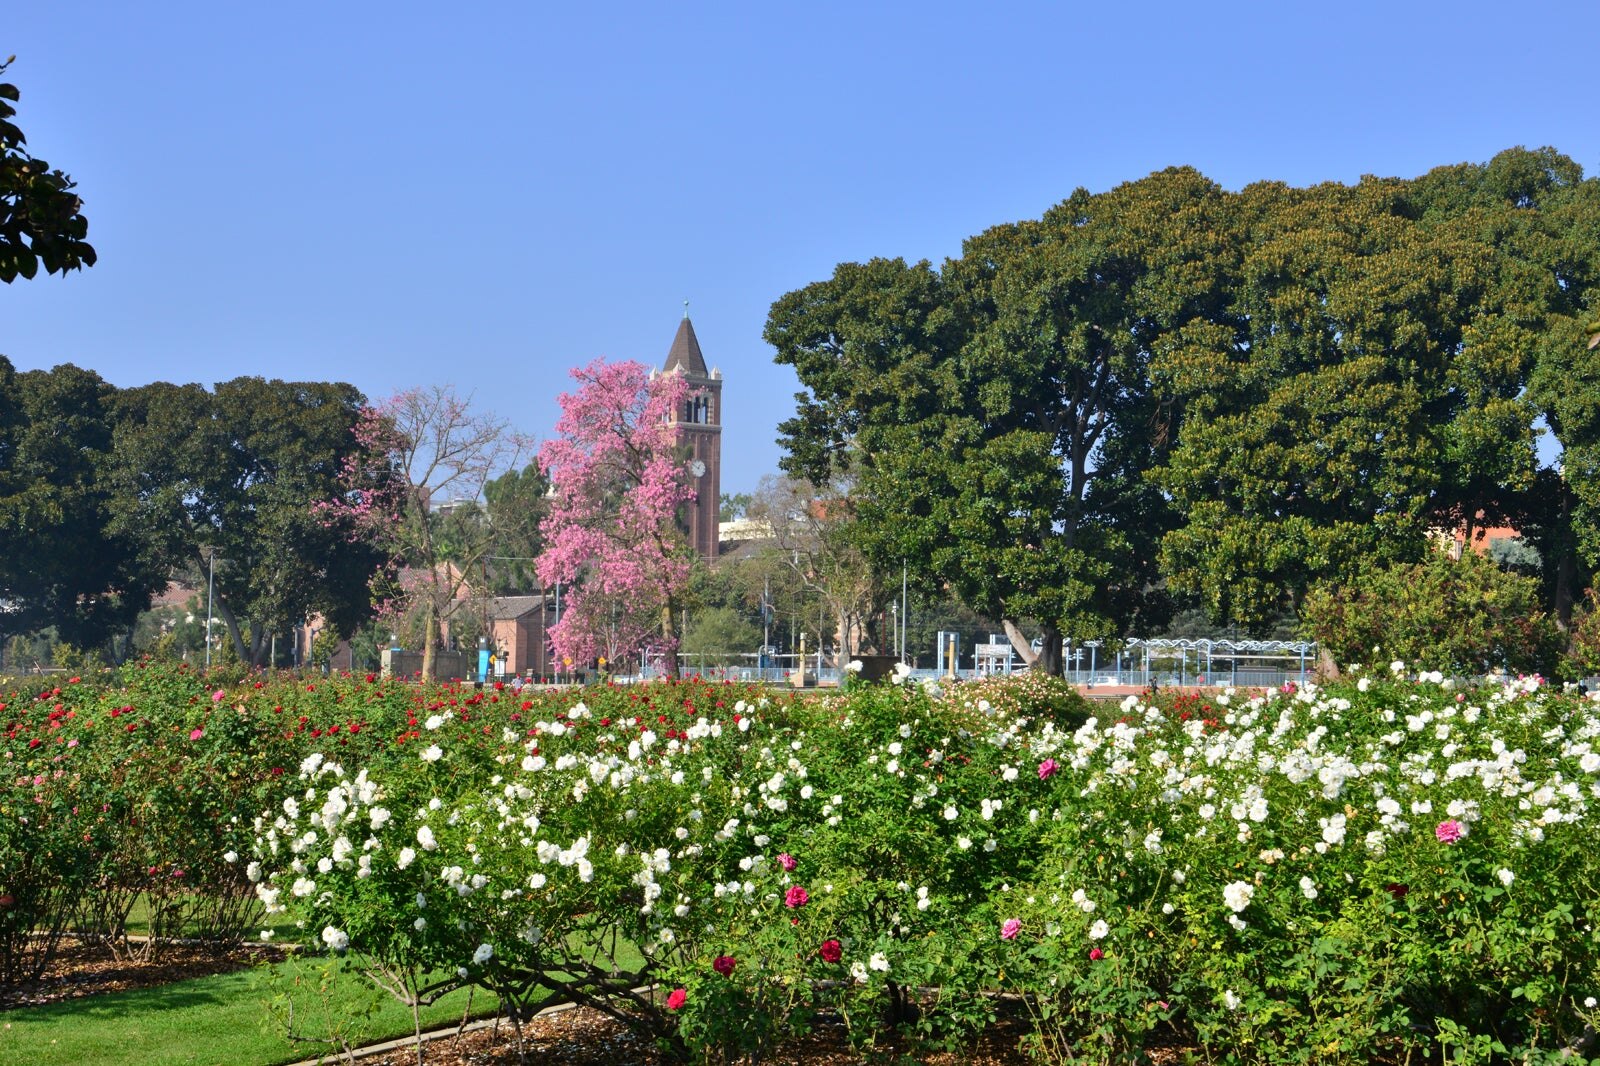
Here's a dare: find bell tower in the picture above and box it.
[663,308,721,559]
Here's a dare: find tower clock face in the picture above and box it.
[690,459,707,478]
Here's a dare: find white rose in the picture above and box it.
[1223,880,1255,912]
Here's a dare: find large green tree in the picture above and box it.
[108,377,385,666]
[0,58,94,283]
[1153,148,1599,631]
[480,462,548,595]
[768,167,1233,673]
[0,361,161,648]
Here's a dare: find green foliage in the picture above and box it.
[1301,550,1563,676]
[480,462,548,594]
[0,58,95,283]
[766,167,1232,670]
[1562,590,1600,681]
[680,606,762,664]
[771,148,1600,643]
[0,361,164,650]
[108,377,385,666]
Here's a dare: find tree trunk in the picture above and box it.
[1035,624,1064,677]
[214,596,251,666]
[659,600,680,680]
[421,598,438,680]
[1002,620,1064,676]
[1003,619,1038,666]
[1555,483,1578,631]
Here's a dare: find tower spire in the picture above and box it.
[683,298,690,320]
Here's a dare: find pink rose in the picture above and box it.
[1089,947,1104,961]
[189,728,204,740]
[1000,918,1021,940]
[211,690,226,702]
[1038,758,1058,780]
[785,885,809,909]
[665,987,687,1010]
[1435,820,1465,844]
[777,852,797,872]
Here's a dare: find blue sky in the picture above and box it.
[6,1,1598,493]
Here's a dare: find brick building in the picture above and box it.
[661,311,722,560]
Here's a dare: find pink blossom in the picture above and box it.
[1000,918,1021,940]
[1089,947,1104,961]
[1435,820,1465,844]
[1038,758,1058,780]
[189,728,204,741]
[785,885,809,909]
[211,690,225,702]
[777,852,797,872]
[535,360,695,668]
[665,987,687,1011]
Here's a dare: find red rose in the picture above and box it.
[712,955,736,976]
[665,987,687,1010]
[818,939,843,963]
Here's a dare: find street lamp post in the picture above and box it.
[205,550,216,670]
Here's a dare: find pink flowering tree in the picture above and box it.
[322,387,533,679]
[537,359,693,678]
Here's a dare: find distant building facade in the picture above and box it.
[661,313,722,560]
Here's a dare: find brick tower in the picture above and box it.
[662,310,722,559]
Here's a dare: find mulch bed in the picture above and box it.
[0,937,291,1010]
[354,1008,1040,1066]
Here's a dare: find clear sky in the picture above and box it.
[6,1,1598,494]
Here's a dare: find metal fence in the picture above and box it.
[629,638,1317,690]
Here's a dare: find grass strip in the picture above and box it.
[0,954,513,1066]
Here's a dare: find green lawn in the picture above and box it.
[0,954,510,1066]
[101,892,303,943]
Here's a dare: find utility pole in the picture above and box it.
[901,560,908,665]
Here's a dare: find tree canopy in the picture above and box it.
[0,360,162,648]
[770,148,1600,666]
[768,167,1233,671]
[535,359,693,675]
[108,377,386,666]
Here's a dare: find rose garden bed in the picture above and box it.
[5,664,1600,1064]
